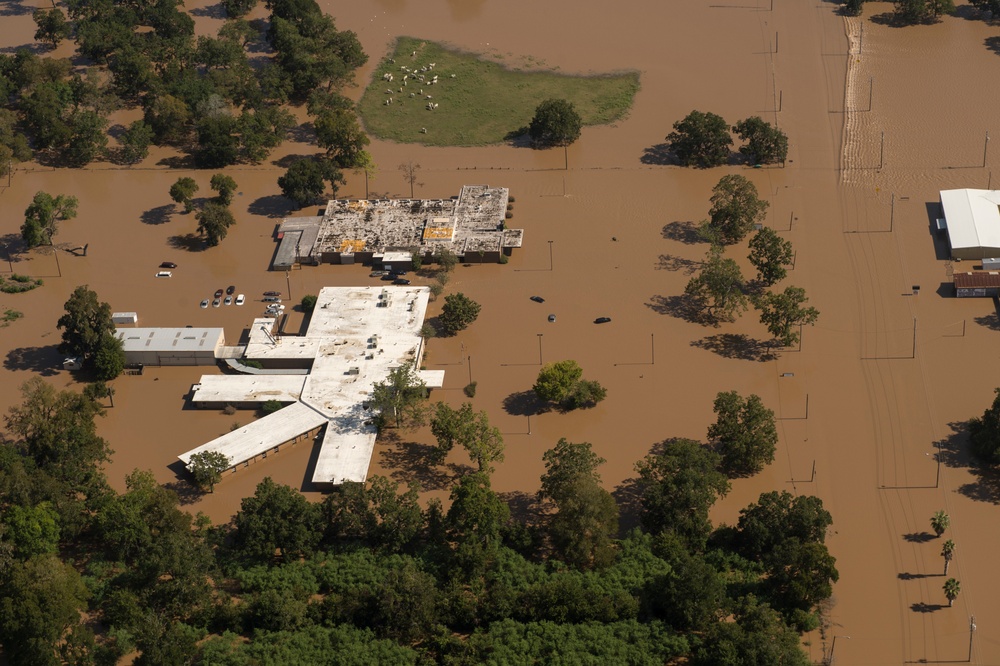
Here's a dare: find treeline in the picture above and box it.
[0,0,369,172]
[0,378,838,665]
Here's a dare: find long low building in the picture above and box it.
[178,286,444,487]
[939,189,1000,260]
[116,328,225,366]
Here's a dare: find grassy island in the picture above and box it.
[359,37,639,146]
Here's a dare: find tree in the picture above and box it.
[440,292,481,335]
[429,402,505,473]
[0,554,89,666]
[21,191,78,249]
[223,0,259,17]
[969,0,1000,14]
[843,0,866,15]
[943,577,960,607]
[278,157,345,207]
[196,202,236,247]
[322,476,423,552]
[894,0,954,22]
[941,539,955,575]
[1,502,59,559]
[736,491,832,561]
[118,120,154,166]
[369,361,427,429]
[684,245,748,324]
[533,360,583,405]
[691,597,810,666]
[233,478,320,563]
[733,116,788,165]
[646,532,727,631]
[968,388,1000,465]
[92,333,126,381]
[528,98,582,147]
[635,438,730,548]
[708,391,778,477]
[145,94,191,145]
[195,114,239,168]
[188,450,231,492]
[314,108,370,168]
[300,294,318,312]
[446,472,510,577]
[539,439,618,569]
[754,286,819,347]
[210,173,238,206]
[666,110,732,168]
[398,161,421,198]
[63,109,109,167]
[930,510,950,537]
[33,8,71,49]
[57,285,116,368]
[747,227,793,286]
[436,247,458,272]
[764,539,839,613]
[169,177,199,213]
[703,174,769,245]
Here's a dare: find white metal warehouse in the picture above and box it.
[116,328,225,366]
[939,189,1000,260]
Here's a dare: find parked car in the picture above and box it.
[263,291,281,297]
[595,317,612,324]
[393,278,411,285]
[155,271,172,278]
[390,269,407,276]
[530,295,545,303]
[235,294,245,306]
[381,274,396,281]
[266,304,285,311]
[215,289,224,298]
[226,285,236,295]
[548,314,556,322]
[200,299,209,309]
[160,262,177,269]
[263,296,281,303]
[212,298,221,308]
[224,296,233,306]
[370,271,388,277]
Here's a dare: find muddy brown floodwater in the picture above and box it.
[3,0,1000,662]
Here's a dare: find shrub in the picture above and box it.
[464,381,477,398]
[261,400,284,415]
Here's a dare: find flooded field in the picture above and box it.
[3,0,1000,662]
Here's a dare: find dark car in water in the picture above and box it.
[595,317,612,324]
[530,295,545,303]
[393,278,411,285]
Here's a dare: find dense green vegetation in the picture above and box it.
[0,374,837,664]
[359,37,639,146]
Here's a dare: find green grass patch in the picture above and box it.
[0,274,43,293]
[2,309,23,327]
[359,37,639,147]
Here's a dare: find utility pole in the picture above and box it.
[537,333,543,365]
[984,131,990,168]
[969,616,976,662]
[879,131,884,169]
[890,192,895,232]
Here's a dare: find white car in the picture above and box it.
[265,305,285,313]
[235,294,245,306]
[224,296,233,306]
[155,271,172,278]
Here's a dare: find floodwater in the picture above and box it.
[3,0,1000,662]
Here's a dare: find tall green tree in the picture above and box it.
[145,94,191,145]
[943,577,960,607]
[187,451,231,492]
[747,227,793,286]
[195,201,236,247]
[666,110,732,168]
[1,503,59,559]
[117,119,154,165]
[707,391,778,477]
[63,108,109,167]
[635,438,730,549]
[733,116,788,165]
[233,478,320,563]
[684,245,748,324]
[967,387,1000,465]
[278,157,345,207]
[930,510,950,537]
[93,333,126,381]
[209,173,238,205]
[702,174,769,245]
[21,191,78,249]
[754,285,819,347]
[0,554,89,666]
[429,402,504,473]
[321,476,423,553]
[941,539,955,575]
[56,285,117,369]
[894,0,954,22]
[439,292,481,335]
[528,98,582,147]
[369,361,427,429]
[169,177,199,213]
[735,491,833,561]
[446,471,510,577]
[533,360,583,405]
[691,597,810,666]
[33,8,71,49]
[314,108,370,168]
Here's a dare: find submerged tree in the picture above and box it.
[195,202,236,247]
[369,361,427,429]
[702,174,769,245]
[684,245,748,324]
[21,191,78,249]
[708,391,778,477]
[733,116,788,165]
[941,539,955,575]
[967,388,1000,465]
[429,402,504,473]
[747,227,793,286]
[943,577,961,607]
[930,510,950,538]
[754,286,819,347]
[188,450,231,493]
[169,177,199,213]
[439,292,481,335]
[667,110,732,168]
[278,157,345,207]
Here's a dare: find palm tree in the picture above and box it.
[930,510,950,537]
[943,578,961,607]
[941,539,955,575]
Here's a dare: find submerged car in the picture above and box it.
[212,298,221,308]
[393,278,411,285]
[263,290,281,297]
[370,270,388,277]
[215,289,224,298]
[530,296,545,303]
[200,299,209,309]
[548,314,556,322]
[155,271,172,278]
[224,296,232,306]
[235,294,245,305]
[263,296,282,303]
[226,285,236,295]
[595,317,612,324]
[160,261,177,269]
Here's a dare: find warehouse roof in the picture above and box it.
[940,189,1000,254]
[116,328,224,353]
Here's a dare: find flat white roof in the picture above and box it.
[117,328,224,353]
[190,375,307,404]
[941,189,1000,252]
[180,286,440,485]
[178,401,328,467]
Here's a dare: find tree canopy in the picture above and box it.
[753,285,819,347]
[702,174,769,245]
[439,292,481,335]
[666,110,732,168]
[533,360,608,410]
[21,191,78,249]
[56,285,124,378]
[968,387,1000,465]
[196,201,236,247]
[278,157,345,207]
[747,226,793,286]
[684,245,748,324]
[707,391,778,477]
[733,116,788,165]
[528,98,583,147]
[368,361,427,429]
